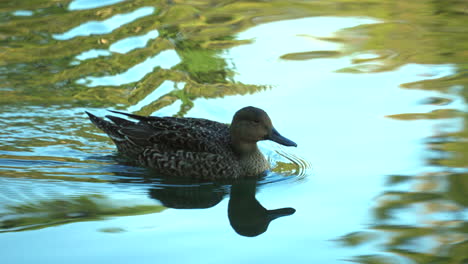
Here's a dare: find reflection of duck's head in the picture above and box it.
[230,107,297,155]
[228,179,295,237]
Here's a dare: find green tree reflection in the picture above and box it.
[327,0,468,263]
[0,194,166,233]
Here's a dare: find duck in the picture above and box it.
[86,106,297,179]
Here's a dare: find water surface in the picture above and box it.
[1,0,467,263]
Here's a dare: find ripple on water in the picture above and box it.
[262,144,312,185]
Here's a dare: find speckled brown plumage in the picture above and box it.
[86,107,297,179]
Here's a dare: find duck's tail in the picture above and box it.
[85,111,129,141]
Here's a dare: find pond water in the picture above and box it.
[1,0,467,263]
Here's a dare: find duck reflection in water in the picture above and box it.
[228,179,296,237]
[146,177,295,237]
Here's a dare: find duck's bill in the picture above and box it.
[267,207,296,221]
[269,128,297,147]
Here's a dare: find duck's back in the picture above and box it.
[87,111,242,179]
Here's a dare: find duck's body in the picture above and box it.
[86,107,296,179]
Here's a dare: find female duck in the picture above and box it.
[86,106,297,179]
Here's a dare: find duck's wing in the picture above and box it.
[89,111,230,154]
[108,110,227,133]
[120,121,229,154]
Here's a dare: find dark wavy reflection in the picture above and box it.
[228,179,295,237]
[0,157,299,236]
[118,172,296,237]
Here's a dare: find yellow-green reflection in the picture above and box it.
[0,194,166,233]
[329,0,468,262]
[2,0,465,113]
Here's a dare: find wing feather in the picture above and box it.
[103,112,230,154]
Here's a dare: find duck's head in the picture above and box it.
[230,106,297,154]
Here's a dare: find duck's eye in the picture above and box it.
[252,120,260,124]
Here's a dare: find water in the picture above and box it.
[1,0,467,263]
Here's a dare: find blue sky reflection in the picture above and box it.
[69,0,126,10]
[77,49,181,87]
[53,7,155,40]
[109,30,159,54]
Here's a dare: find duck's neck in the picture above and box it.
[231,140,269,175]
[231,139,259,155]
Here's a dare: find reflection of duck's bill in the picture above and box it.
[267,207,296,221]
[269,128,297,147]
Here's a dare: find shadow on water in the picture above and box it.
[0,150,304,237]
[127,174,297,237]
[115,152,304,237]
[0,168,298,238]
[228,179,295,237]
